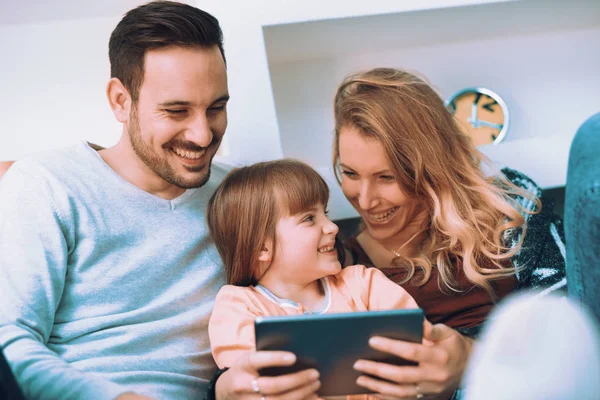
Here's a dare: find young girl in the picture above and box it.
[206,159,420,395]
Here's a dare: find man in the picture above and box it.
[0,2,319,399]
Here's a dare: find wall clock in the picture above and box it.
[446,87,509,147]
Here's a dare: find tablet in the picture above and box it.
[254,308,424,396]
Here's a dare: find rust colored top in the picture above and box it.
[344,237,517,329]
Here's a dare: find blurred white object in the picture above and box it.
[463,292,600,400]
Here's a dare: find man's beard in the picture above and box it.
[128,108,212,189]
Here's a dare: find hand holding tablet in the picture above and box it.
[255,308,424,396]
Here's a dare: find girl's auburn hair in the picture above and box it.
[207,158,330,286]
[332,68,540,299]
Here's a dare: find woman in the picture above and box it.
[332,68,566,399]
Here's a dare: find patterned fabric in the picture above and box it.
[454,168,567,341]
[500,167,567,295]
[451,168,568,400]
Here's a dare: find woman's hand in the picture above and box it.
[215,351,322,400]
[353,321,474,399]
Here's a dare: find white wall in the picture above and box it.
[0,17,122,160]
[0,0,196,161]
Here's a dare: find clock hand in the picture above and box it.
[468,103,478,127]
[473,119,503,130]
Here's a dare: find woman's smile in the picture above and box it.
[363,206,399,224]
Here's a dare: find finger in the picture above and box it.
[258,368,320,396]
[246,351,297,371]
[355,375,418,399]
[368,336,447,364]
[269,379,321,400]
[353,360,422,384]
[354,359,450,387]
[421,324,435,347]
[423,323,452,343]
[422,319,434,340]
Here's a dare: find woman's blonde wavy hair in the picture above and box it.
[333,68,540,298]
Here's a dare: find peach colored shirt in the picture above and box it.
[209,264,418,369]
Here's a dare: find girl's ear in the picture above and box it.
[258,238,273,263]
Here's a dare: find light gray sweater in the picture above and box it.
[0,142,227,400]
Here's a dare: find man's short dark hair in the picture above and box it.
[108,1,225,102]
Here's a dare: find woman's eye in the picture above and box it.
[341,170,357,178]
[380,175,395,181]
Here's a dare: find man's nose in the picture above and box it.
[185,115,213,147]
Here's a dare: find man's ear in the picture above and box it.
[106,78,132,123]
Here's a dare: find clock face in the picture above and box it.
[446,88,509,147]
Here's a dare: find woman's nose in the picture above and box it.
[357,182,377,210]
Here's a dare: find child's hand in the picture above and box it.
[215,350,321,400]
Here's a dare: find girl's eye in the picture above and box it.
[341,170,357,178]
[380,175,395,181]
[302,214,315,223]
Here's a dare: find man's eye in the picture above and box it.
[209,104,226,112]
[166,109,187,115]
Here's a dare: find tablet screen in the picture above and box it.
[255,308,424,396]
